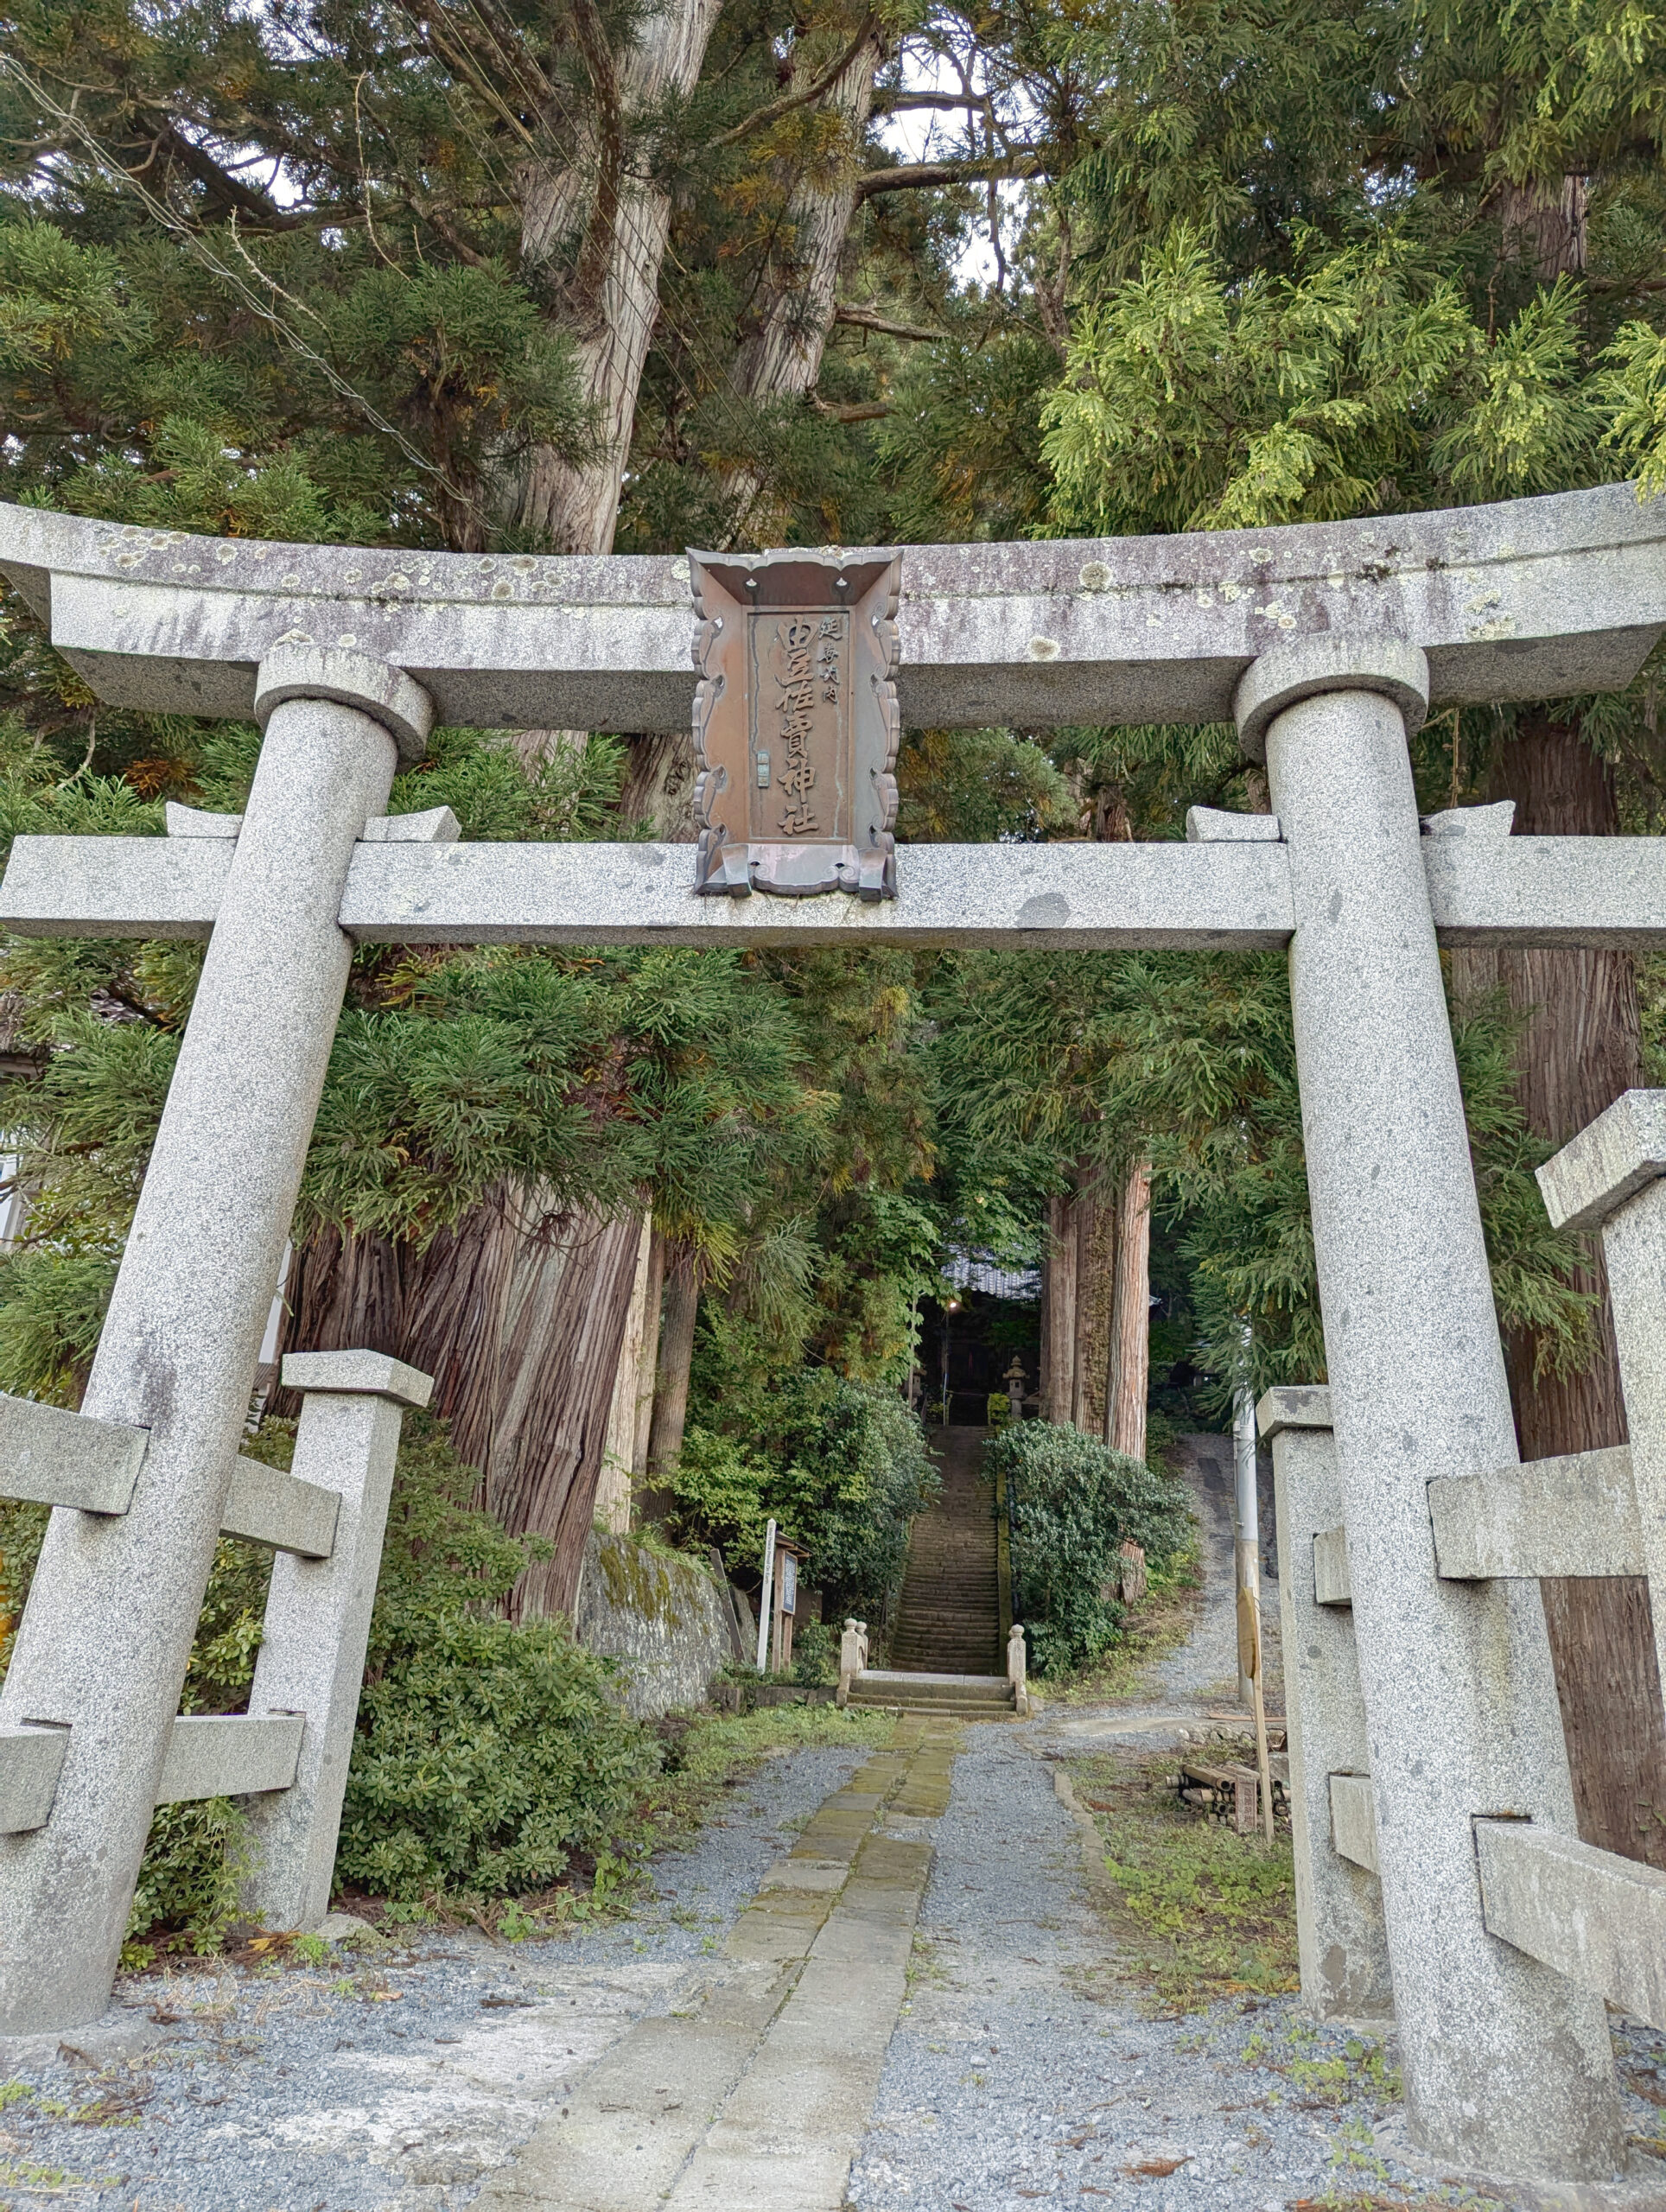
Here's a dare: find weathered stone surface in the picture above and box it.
[0,1392,147,1515]
[241,1376,416,1930]
[1329,1772,1380,1876]
[1234,636,1429,759]
[1257,1386,1389,2020]
[219,1455,340,1559]
[153,1713,303,1803]
[279,1348,433,1405]
[29,824,1666,956]
[5,483,1665,734]
[1424,837,1666,949]
[1538,1088,1666,1232]
[1478,1820,1666,2033]
[0,1727,68,1836]
[1428,1446,1643,1580]
[359,804,460,843]
[0,651,420,2036]
[574,1530,734,1719]
[1186,804,1282,842]
[253,642,434,762]
[1256,655,1623,2175]
[1312,1528,1352,1605]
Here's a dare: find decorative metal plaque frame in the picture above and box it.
[689,547,902,899]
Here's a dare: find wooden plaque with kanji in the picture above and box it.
[689,548,902,898]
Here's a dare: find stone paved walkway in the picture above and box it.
[477,1717,957,2210]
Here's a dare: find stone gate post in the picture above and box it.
[1237,639,1625,2177]
[0,646,432,2034]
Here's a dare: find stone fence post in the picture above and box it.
[0,647,432,2034]
[242,1350,433,1931]
[1238,638,1623,2177]
[1256,1384,1390,2022]
[1007,1623,1028,1717]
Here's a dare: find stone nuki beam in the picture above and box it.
[0,1393,147,1516]
[1330,1773,1380,1876]
[153,1713,303,1805]
[16,827,1666,952]
[220,1458,339,1560]
[1477,1821,1666,2033]
[3,483,1664,735]
[1,1395,340,1558]
[0,1730,68,1837]
[1428,1447,1643,1580]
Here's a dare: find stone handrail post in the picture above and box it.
[0,647,432,2034]
[1256,1385,1390,2021]
[1007,1623,1028,1717]
[836,1618,868,1707]
[1237,637,1623,2174]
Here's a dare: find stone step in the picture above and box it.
[854,1671,1013,1704]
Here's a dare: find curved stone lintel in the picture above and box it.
[3,482,1663,735]
[254,644,434,762]
[1234,637,1431,758]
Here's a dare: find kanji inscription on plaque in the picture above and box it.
[689,548,902,897]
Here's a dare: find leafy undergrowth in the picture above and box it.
[1070,1747,1298,2012]
[639,1700,894,1852]
[1030,1540,1201,1709]
[329,1700,897,1944]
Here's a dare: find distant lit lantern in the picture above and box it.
[689,548,903,899]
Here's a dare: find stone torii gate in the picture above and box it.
[6,488,1666,2193]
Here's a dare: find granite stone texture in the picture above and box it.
[242,1353,434,1931]
[1257,653,1626,2177]
[1256,1386,1390,2023]
[3,480,1666,734]
[23,820,1666,954]
[0,652,423,2036]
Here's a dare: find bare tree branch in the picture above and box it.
[855,150,1044,200]
[834,302,945,341]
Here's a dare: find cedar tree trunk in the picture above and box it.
[505,0,725,554]
[1105,1158,1153,1461]
[277,1189,643,1618]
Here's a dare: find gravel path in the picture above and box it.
[847,1727,1666,2211]
[0,1740,874,2211]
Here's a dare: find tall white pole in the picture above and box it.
[755,1518,777,1675]
[1233,1367,1260,1710]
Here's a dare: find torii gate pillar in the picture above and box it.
[1243,638,1624,2174]
[0,646,431,2033]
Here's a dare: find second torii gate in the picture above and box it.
[4,486,1666,2194]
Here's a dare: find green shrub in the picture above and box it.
[987,1421,1192,1675]
[6,1412,661,1941]
[670,1371,936,1619]
[314,1414,661,1903]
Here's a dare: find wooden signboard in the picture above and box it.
[689,549,903,899]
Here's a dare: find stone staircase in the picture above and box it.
[850,1426,1013,1717]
